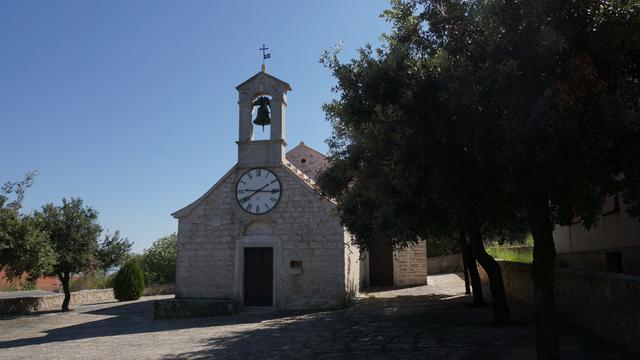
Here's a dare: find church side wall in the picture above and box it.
[276,168,348,309]
[393,240,428,287]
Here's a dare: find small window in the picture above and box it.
[290,260,303,268]
[300,158,307,164]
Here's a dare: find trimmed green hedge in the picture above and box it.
[113,259,144,301]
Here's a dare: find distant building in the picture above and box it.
[553,195,640,275]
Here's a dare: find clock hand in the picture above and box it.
[242,183,270,202]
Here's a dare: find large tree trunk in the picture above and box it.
[59,272,71,312]
[526,191,559,360]
[469,227,511,324]
[457,234,484,305]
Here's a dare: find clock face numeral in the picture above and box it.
[235,168,281,215]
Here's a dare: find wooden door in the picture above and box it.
[243,247,273,306]
[370,239,394,286]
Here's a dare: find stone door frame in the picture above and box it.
[234,235,280,308]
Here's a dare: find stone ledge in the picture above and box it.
[153,298,239,319]
[0,288,115,315]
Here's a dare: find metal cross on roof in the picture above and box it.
[260,44,271,65]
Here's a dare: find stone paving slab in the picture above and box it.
[0,274,636,360]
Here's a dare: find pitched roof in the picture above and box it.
[236,70,292,91]
[285,142,328,182]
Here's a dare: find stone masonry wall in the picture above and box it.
[477,261,640,351]
[427,254,463,274]
[176,165,357,310]
[393,240,428,286]
[0,289,114,315]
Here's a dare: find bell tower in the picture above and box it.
[235,67,291,167]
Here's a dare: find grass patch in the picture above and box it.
[486,245,533,264]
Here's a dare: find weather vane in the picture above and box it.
[260,43,271,72]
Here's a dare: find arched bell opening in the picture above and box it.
[250,94,273,141]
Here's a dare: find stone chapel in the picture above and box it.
[171,68,427,310]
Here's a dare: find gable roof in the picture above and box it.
[285,142,328,181]
[171,166,237,219]
[171,159,334,219]
[236,70,292,92]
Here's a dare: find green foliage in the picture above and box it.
[319,1,640,355]
[96,231,133,272]
[34,198,103,277]
[0,172,56,281]
[113,259,144,301]
[318,0,640,259]
[140,233,177,285]
[427,236,459,258]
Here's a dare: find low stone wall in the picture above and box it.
[427,254,463,274]
[478,261,640,351]
[143,284,176,296]
[154,298,239,319]
[0,288,115,315]
[393,241,428,286]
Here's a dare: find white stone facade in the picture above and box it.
[173,163,359,309]
[172,68,363,310]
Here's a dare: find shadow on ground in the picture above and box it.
[0,291,636,360]
[0,298,316,350]
[161,294,634,360]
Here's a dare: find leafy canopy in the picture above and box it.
[318,0,640,252]
[34,198,103,276]
[141,233,177,285]
[0,172,55,281]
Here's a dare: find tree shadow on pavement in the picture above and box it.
[160,294,636,360]
[0,293,635,360]
[0,297,320,351]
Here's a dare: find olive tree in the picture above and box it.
[35,198,102,311]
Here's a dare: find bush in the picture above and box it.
[427,236,460,258]
[140,233,177,285]
[112,259,144,301]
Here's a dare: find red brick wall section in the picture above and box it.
[0,270,61,291]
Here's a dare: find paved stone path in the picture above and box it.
[0,274,635,359]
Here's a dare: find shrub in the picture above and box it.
[140,233,177,285]
[112,259,144,301]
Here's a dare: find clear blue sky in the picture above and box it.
[1,1,390,253]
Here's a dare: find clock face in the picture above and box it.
[235,168,281,215]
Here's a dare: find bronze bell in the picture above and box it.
[252,96,271,130]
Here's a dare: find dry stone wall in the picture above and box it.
[0,289,114,315]
[477,261,640,351]
[393,241,428,286]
